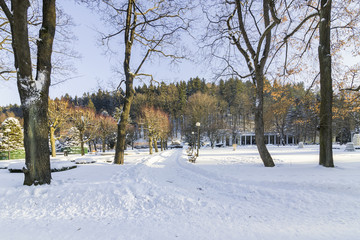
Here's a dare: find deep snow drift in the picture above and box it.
[0,145,359,240]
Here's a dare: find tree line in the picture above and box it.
[3,76,359,155]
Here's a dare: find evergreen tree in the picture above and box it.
[87,99,96,112]
[63,127,81,148]
[0,117,24,159]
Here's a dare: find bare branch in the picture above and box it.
[0,0,13,23]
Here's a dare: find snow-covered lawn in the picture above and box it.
[0,145,359,240]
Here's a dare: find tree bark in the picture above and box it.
[318,0,334,167]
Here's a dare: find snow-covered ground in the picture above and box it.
[0,145,359,240]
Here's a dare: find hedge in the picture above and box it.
[0,149,25,160]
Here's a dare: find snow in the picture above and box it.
[18,70,47,106]
[0,145,359,240]
[7,161,76,173]
[255,97,260,108]
[35,70,47,91]
[1,117,19,126]
[73,156,96,164]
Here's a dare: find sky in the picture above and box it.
[2,1,359,107]
[0,0,210,106]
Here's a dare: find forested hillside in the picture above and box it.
[1,76,358,145]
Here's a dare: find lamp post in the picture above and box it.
[191,131,195,152]
[196,122,201,156]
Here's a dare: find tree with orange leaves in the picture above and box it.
[69,106,97,156]
[97,111,117,152]
[140,107,170,154]
[48,98,71,157]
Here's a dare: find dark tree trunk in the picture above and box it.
[154,137,159,152]
[102,135,106,152]
[93,140,97,152]
[1,0,56,185]
[254,71,275,167]
[318,0,334,167]
[114,78,134,164]
[88,141,92,152]
[148,137,153,155]
[80,131,85,156]
[114,0,135,164]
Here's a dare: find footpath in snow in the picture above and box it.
[0,145,359,240]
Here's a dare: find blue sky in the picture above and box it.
[0,0,209,106]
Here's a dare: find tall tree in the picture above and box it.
[0,0,56,185]
[84,0,191,164]
[224,0,280,167]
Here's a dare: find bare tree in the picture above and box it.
[79,0,192,164]
[279,0,360,167]
[0,0,56,185]
[0,1,77,85]
[204,0,280,167]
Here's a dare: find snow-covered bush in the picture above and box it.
[62,127,81,147]
[0,117,24,152]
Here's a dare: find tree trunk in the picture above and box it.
[114,0,135,165]
[149,137,153,155]
[3,0,56,185]
[210,136,215,149]
[80,131,85,156]
[254,71,275,167]
[154,137,159,152]
[50,126,56,157]
[318,0,334,167]
[93,140,97,152]
[114,91,133,163]
[102,135,106,152]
